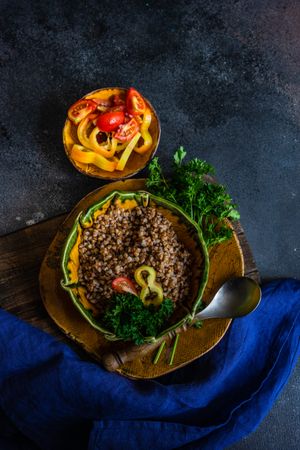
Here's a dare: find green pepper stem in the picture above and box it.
[169,334,179,365]
[153,340,166,364]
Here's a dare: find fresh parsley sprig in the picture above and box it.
[146,147,240,247]
[102,293,174,345]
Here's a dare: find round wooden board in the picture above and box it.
[39,179,244,379]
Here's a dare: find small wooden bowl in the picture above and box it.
[63,87,161,180]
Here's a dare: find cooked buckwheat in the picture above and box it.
[78,205,192,312]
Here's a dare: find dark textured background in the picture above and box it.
[0,0,299,448]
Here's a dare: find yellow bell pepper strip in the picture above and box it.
[77,116,95,148]
[77,115,113,158]
[115,141,128,152]
[111,138,127,153]
[77,287,100,317]
[133,108,153,154]
[111,155,120,165]
[134,265,164,307]
[71,144,116,172]
[89,127,116,157]
[111,137,118,154]
[116,132,141,171]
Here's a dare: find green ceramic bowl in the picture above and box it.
[61,190,209,344]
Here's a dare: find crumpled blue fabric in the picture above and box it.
[0,279,299,450]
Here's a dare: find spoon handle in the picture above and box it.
[101,339,163,372]
[102,324,189,371]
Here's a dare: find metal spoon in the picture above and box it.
[194,276,261,321]
[102,277,261,371]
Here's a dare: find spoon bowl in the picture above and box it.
[196,277,261,320]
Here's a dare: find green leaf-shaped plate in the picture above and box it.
[61,190,209,343]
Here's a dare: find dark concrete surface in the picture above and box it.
[0,0,299,448]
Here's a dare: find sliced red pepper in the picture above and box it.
[112,277,138,296]
[126,88,146,116]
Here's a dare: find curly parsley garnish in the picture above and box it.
[102,293,174,345]
[146,147,240,247]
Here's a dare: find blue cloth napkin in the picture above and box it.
[0,279,299,450]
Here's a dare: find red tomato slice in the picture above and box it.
[126,88,146,116]
[112,277,138,296]
[96,111,125,132]
[68,99,98,125]
[114,118,139,142]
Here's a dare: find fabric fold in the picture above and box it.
[0,279,299,450]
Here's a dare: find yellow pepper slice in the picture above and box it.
[77,116,114,158]
[89,127,116,158]
[111,137,117,153]
[133,108,153,154]
[116,132,141,171]
[111,137,128,154]
[77,287,100,317]
[134,265,164,307]
[113,139,127,152]
[71,144,116,172]
[77,116,94,148]
[111,155,120,166]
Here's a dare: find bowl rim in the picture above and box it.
[62,87,161,181]
[61,189,209,343]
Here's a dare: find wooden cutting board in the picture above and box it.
[0,183,260,377]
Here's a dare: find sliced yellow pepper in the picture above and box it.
[89,127,116,158]
[116,132,141,171]
[71,144,116,172]
[77,116,113,158]
[134,265,164,307]
[111,137,118,154]
[133,108,153,154]
[110,138,127,154]
[111,138,127,153]
[111,155,120,165]
[114,198,138,209]
[77,287,100,317]
[115,142,128,152]
[77,116,94,148]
